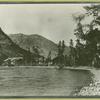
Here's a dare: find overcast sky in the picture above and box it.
[0,4,91,45]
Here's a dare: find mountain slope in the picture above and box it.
[0,28,31,64]
[9,33,70,58]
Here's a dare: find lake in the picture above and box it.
[0,66,93,96]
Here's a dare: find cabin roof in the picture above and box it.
[4,57,23,61]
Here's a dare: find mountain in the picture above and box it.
[0,28,32,65]
[9,33,70,59]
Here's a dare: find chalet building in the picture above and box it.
[3,57,23,66]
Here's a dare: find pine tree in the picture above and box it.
[69,39,76,66]
[46,51,51,65]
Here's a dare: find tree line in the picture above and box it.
[53,4,100,68]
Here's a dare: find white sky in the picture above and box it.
[0,4,92,45]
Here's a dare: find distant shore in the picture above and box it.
[0,65,95,71]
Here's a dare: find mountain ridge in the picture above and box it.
[9,33,70,59]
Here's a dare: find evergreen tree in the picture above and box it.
[56,40,66,68]
[69,39,76,66]
[32,46,40,64]
[58,41,62,56]
[62,40,65,54]
[69,39,74,47]
[75,39,84,65]
[46,51,51,65]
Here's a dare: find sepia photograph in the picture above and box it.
[0,3,99,97]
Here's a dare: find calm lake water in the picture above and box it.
[0,66,93,96]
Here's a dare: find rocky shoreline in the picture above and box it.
[74,69,100,96]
